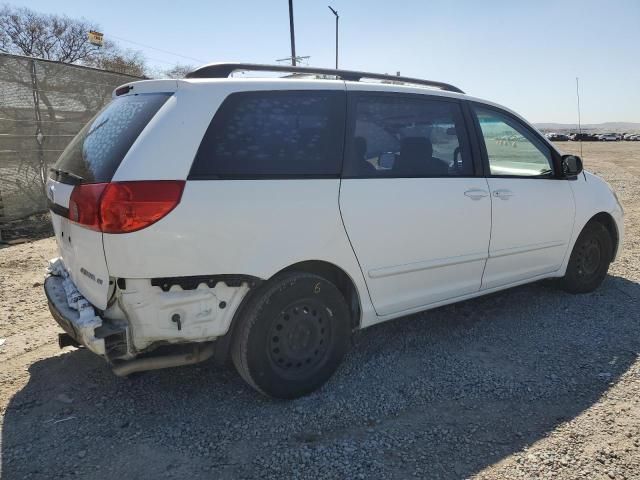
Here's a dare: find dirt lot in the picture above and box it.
[1,142,639,479]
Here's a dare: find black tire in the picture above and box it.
[231,272,351,399]
[560,221,612,294]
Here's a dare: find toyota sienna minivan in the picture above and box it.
[44,63,624,398]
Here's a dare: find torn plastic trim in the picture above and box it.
[150,274,262,292]
[45,257,106,356]
[46,258,130,360]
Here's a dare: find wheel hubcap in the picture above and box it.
[268,300,330,376]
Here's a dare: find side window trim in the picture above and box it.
[470,101,562,180]
[342,91,476,179]
[461,100,487,177]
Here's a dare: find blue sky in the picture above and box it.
[13,0,640,123]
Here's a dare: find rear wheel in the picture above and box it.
[231,272,351,399]
[560,222,612,294]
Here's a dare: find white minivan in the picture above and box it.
[44,63,624,398]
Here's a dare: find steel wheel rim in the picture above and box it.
[576,237,601,278]
[267,299,331,378]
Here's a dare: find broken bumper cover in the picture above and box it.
[44,259,106,356]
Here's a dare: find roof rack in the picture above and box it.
[185,63,464,94]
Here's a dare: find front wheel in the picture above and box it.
[231,272,351,399]
[560,222,612,294]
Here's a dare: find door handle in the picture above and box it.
[493,189,514,200]
[464,189,489,200]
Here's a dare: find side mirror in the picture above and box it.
[562,154,583,177]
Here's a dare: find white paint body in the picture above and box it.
[340,177,491,316]
[481,177,575,289]
[45,77,624,357]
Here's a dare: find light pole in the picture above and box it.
[328,6,338,69]
[289,0,297,66]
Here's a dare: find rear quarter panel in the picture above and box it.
[111,81,231,181]
[102,179,375,323]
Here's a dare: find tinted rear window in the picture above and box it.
[52,93,170,184]
[189,90,345,179]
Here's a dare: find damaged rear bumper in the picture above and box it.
[44,273,217,375]
[44,258,128,359]
[44,258,254,374]
[44,273,107,356]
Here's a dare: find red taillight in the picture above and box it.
[68,181,185,234]
[69,183,107,231]
[100,181,185,233]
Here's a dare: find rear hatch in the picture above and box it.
[47,88,172,310]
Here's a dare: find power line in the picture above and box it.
[106,33,205,64]
[140,55,188,66]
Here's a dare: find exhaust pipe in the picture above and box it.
[111,343,215,377]
[58,333,81,349]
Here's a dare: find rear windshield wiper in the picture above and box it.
[50,167,84,185]
[85,118,109,139]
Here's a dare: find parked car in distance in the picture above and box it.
[44,63,624,398]
[545,132,570,141]
[569,133,599,141]
[598,133,619,141]
[623,133,640,141]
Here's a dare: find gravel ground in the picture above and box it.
[1,142,639,479]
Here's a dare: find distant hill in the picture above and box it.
[534,122,640,133]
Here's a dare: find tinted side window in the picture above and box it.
[473,106,553,177]
[343,94,473,178]
[190,91,345,179]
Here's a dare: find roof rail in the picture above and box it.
[185,63,464,94]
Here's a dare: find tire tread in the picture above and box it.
[231,271,348,398]
[560,221,612,294]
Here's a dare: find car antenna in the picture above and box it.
[576,77,583,158]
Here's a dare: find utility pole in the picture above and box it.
[288,0,297,66]
[576,77,583,157]
[328,6,339,69]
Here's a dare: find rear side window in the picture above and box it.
[189,90,345,179]
[53,93,170,184]
[343,94,473,178]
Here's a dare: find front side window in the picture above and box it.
[473,106,553,177]
[343,94,473,178]
[189,90,345,179]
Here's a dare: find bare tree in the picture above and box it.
[163,64,195,79]
[0,5,102,63]
[86,41,146,77]
[0,5,146,76]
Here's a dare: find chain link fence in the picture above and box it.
[0,53,141,239]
